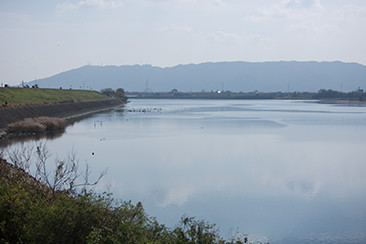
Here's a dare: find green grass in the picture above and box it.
[0,87,110,105]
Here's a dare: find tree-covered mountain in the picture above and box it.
[28,61,366,92]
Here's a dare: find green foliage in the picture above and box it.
[100,88,128,103]
[314,89,366,100]
[100,88,115,97]
[171,216,224,244]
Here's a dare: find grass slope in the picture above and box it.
[0,87,109,105]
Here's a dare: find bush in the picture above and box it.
[6,117,65,134]
[100,88,128,103]
[7,118,47,133]
[34,116,65,131]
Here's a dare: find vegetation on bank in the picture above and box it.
[0,145,251,244]
[6,117,66,134]
[100,88,128,103]
[127,88,366,101]
[0,87,110,106]
[0,87,127,135]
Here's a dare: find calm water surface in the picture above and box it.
[4,99,366,243]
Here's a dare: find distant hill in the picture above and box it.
[27,61,366,92]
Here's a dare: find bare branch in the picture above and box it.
[4,142,106,196]
[6,142,34,172]
[34,142,52,190]
[75,163,107,194]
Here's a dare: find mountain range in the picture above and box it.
[28,61,366,92]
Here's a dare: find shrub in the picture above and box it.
[7,118,47,133]
[100,88,128,103]
[34,117,65,132]
[6,117,65,134]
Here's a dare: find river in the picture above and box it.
[3,99,366,243]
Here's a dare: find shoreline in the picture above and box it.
[62,103,123,123]
[0,100,124,139]
[129,96,366,106]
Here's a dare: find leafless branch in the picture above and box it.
[6,142,33,172]
[35,142,52,189]
[4,142,106,196]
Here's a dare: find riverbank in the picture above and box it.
[126,90,366,101]
[0,99,123,138]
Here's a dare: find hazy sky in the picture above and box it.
[1,0,366,85]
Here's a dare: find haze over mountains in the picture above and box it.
[28,61,366,93]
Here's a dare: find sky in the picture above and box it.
[1,0,366,85]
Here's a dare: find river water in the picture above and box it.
[3,99,366,243]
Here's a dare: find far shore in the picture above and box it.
[126,90,366,102]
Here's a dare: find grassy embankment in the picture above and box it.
[0,88,117,134]
[0,87,110,106]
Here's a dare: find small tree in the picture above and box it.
[100,88,128,102]
[115,88,128,102]
[100,88,114,97]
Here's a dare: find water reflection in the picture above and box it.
[2,99,366,243]
[0,130,64,147]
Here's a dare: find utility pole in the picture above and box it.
[144,80,152,93]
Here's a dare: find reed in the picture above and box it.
[6,117,66,134]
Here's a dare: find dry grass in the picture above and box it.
[7,117,66,134]
[34,116,65,131]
